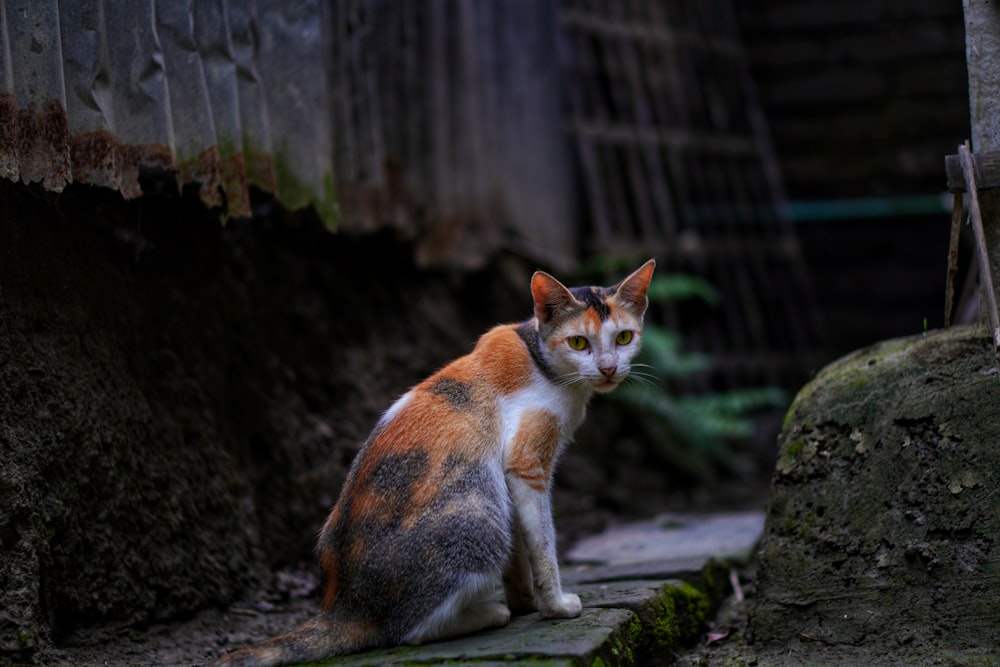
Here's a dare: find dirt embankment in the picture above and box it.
[0,183,695,664]
[0,182,528,660]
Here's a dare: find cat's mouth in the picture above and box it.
[593,377,620,393]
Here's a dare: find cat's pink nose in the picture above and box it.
[599,366,616,378]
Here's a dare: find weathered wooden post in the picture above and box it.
[962,0,1000,345]
[965,0,1000,188]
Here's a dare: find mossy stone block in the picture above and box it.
[753,326,1000,652]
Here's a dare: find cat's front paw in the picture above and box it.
[504,587,536,615]
[539,592,582,619]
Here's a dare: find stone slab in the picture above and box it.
[566,511,765,574]
[575,579,686,611]
[325,512,766,665]
[333,607,635,666]
[47,512,764,665]
[565,556,710,585]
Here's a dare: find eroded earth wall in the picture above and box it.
[0,182,521,659]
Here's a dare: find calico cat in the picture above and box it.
[213,260,655,667]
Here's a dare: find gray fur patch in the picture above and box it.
[322,453,510,644]
[516,321,559,384]
[570,285,612,320]
[428,377,475,410]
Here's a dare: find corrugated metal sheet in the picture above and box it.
[0,0,336,224]
[329,0,575,269]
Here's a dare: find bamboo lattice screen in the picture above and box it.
[559,0,820,389]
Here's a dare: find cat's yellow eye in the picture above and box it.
[616,330,634,345]
[567,335,589,351]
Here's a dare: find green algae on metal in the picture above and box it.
[274,150,339,229]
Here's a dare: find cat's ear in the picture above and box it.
[531,270,581,325]
[614,259,656,316]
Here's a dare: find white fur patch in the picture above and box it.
[376,389,414,429]
[498,369,589,462]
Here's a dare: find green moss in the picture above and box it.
[591,612,640,666]
[606,645,629,664]
[781,404,796,430]
[646,583,710,650]
[627,613,642,641]
[786,438,805,457]
[608,633,635,664]
[780,333,928,435]
[696,559,731,602]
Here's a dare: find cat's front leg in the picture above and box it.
[505,474,582,619]
[503,517,536,614]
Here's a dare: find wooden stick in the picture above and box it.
[944,189,963,328]
[958,140,1000,354]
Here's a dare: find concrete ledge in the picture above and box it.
[36,512,764,665]
[324,512,764,667]
[335,607,636,667]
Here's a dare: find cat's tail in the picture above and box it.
[210,609,376,667]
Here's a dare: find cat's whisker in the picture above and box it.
[623,373,659,388]
[627,365,658,375]
[626,363,661,384]
[554,372,587,388]
[630,363,658,371]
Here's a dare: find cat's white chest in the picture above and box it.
[497,376,589,458]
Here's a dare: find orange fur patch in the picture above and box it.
[320,549,339,610]
[505,409,561,491]
[345,368,501,530]
[319,502,344,609]
[582,306,602,333]
[318,322,545,612]
[339,617,380,648]
[446,324,536,395]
